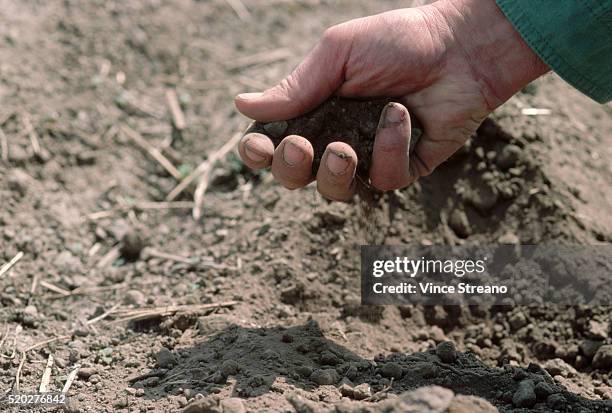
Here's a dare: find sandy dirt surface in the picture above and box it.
[0,0,611,412]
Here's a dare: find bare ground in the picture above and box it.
[0,1,611,412]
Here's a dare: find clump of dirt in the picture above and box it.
[172,322,610,413]
[0,0,610,412]
[246,97,420,192]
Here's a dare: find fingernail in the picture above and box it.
[244,140,267,162]
[326,151,350,175]
[383,103,405,127]
[237,92,263,101]
[283,142,305,166]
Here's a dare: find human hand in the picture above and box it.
[235,0,548,201]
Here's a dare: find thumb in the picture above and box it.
[235,27,349,122]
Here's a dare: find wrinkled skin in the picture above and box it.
[235,0,548,201]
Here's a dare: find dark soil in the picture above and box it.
[0,0,610,412]
[246,97,422,191]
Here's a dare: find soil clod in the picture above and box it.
[246,97,422,195]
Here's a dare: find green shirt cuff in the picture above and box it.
[496,0,612,104]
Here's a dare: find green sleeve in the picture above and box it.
[496,0,612,103]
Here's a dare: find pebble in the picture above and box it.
[220,398,246,413]
[77,367,97,380]
[285,392,324,413]
[543,358,577,377]
[592,345,612,370]
[580,340,604,359]
[547,393,566,409]
[320,351,340,366]
[352,383,372,400]
[113,398,128,409]
[448,209,471,238]
[377,386,454,412]
[508,312,527,331]
[380,362,403,379]
[182,398,219,413]
[53,251,83,273]
[534,381,554,399]
[23,305,38,318]
[7,169,31,197]
[296,366,313,378]
[512,379,536,408]
[310,369,340,385]
[339,383,354,398]
[496,144,523,169]
[120,229,146,260]
[498,231,520,245]
[587,320,608,340]
[436,341,458,364]
[467,185,499,213]
[263,121,288,138]
[156,348,177,368]
[448,395,499,413]
[124,289,146,306]
[220,359,239,377]
[197,314,235,336]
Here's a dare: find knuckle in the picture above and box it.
[321,23,352,48]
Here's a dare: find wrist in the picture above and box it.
[432,0,549,109]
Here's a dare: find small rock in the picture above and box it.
[436,341,458,364]
[496,144,523,169]
[53,251,83,273]
[182,398,220,413]
[220,398,246,413]
[546,393,566,409]
[220,359,239,377]
[498,231,520,245]
[285,392,323,413]
[23,305,38,318]
[296,366,313,378]
[414,362,438,379]
[77,367,97,380]
[76,150,97,165]
[310,369,340,385]
[156,348,177,368]
[380,362,403,379]
[587,320,609,340]
[543,358,577,377]
[124,290,146,306]
[281,334,293,343]
[320,351,340,366]
[377,386,454,412]
[592,345,612,370]
[509,312,527,331]
[120,229,146,260]
[595,386,612,400]
[534,381,554,399]
[352,383,372,400]
[211,372,227,384]
[113,397,128,409]
[512,379,536,408]
[263,121,288,138]
[197,315,235,335]
[467,185,499,213]
[448,395,499,413]
[580,340,604,359]
[7,169,31,197]
[448,209,471,238]
[339,383,354,398]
